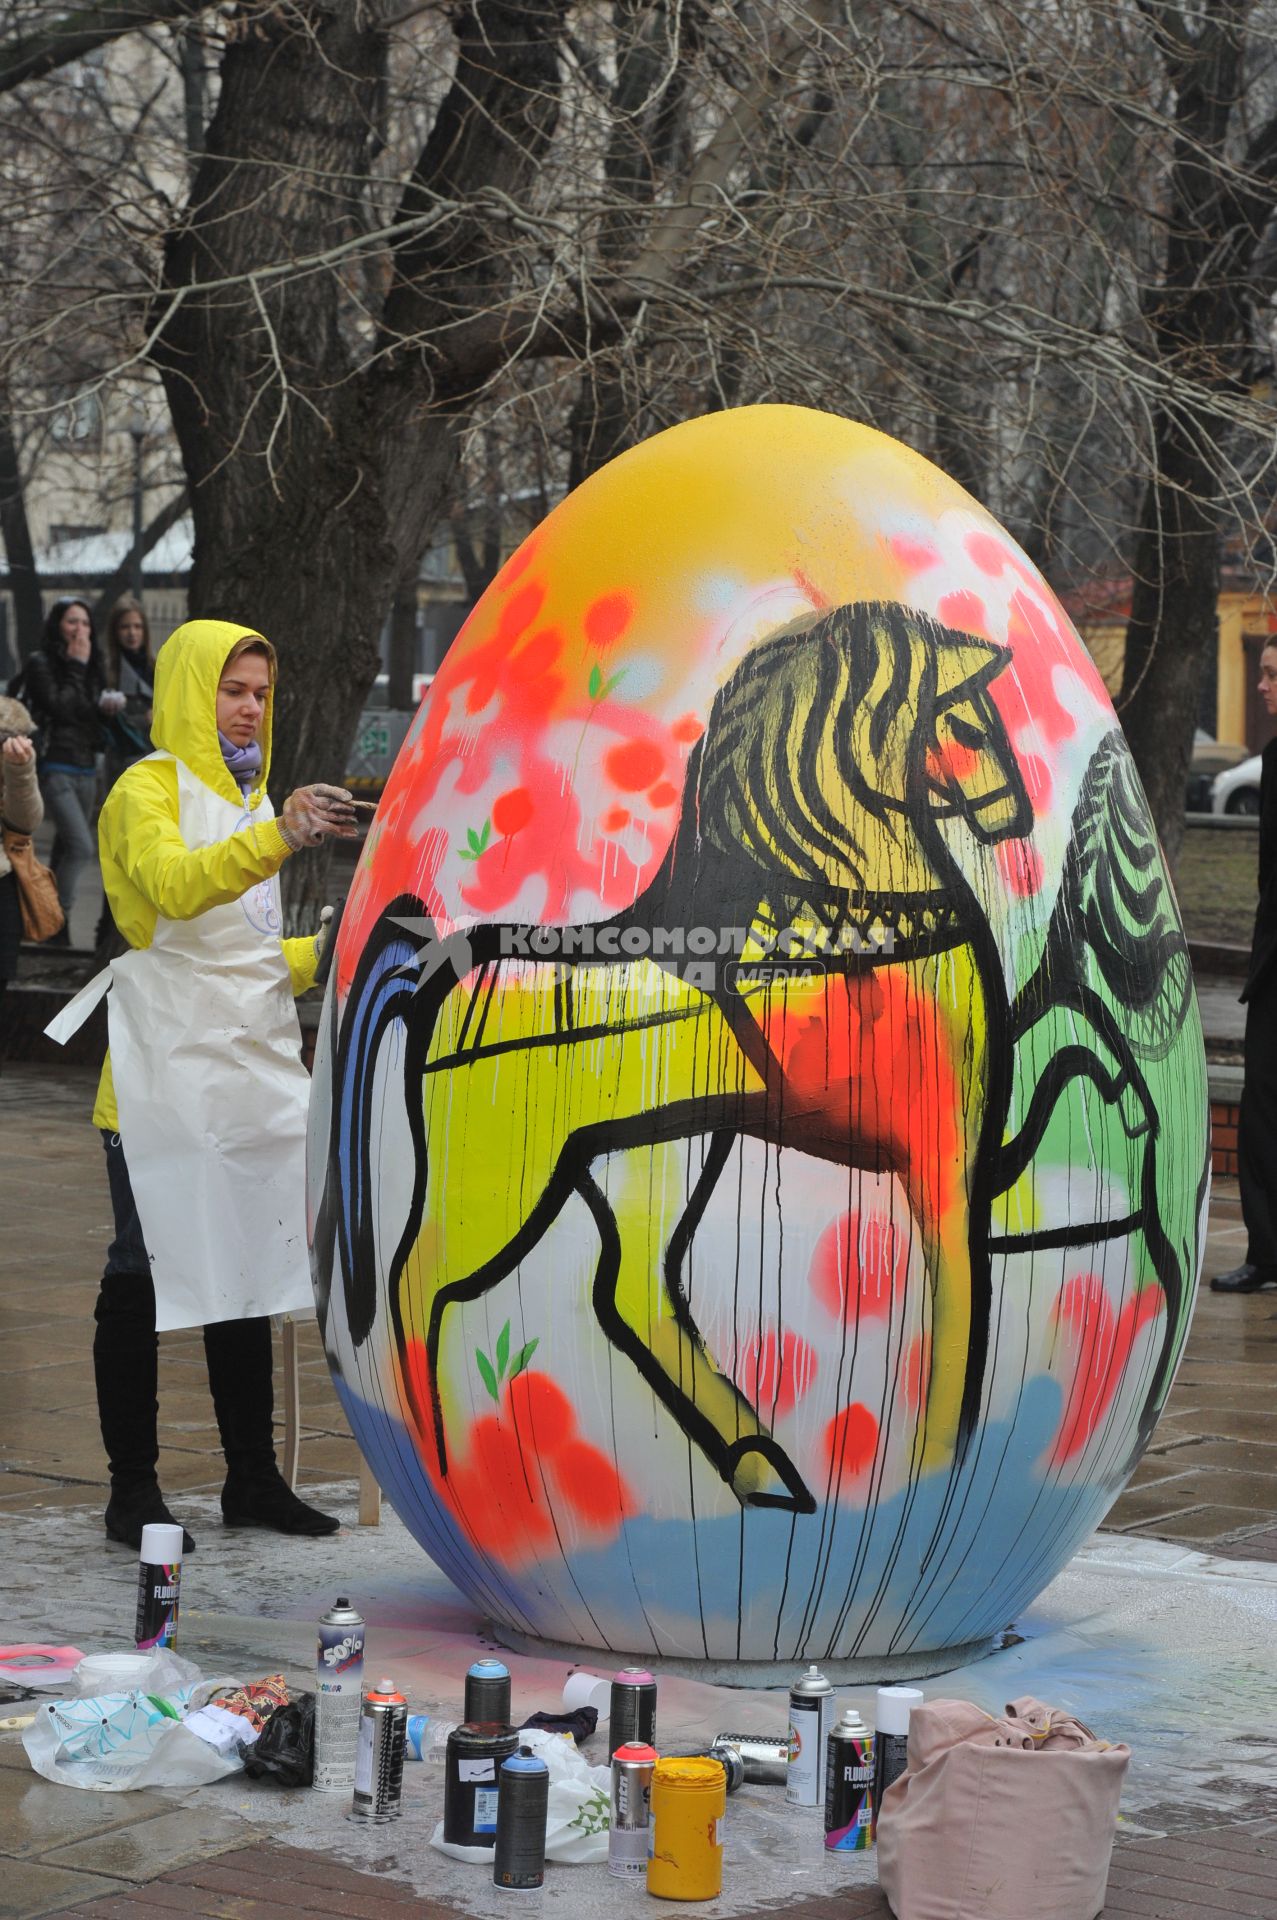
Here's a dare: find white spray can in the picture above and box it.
[313,1597,366,1792]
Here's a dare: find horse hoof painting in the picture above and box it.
[308,405,1207,1674]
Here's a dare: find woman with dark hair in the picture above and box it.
[21,597,125,938]
[103,596,155,782]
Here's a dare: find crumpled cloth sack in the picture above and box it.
[876,1696,1130,1920]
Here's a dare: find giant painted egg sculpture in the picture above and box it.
[309,406,1206,1672]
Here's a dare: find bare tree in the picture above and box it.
[5,0,1277,901]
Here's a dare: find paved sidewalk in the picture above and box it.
[2,1064,1275,1918]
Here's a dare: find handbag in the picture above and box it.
[876,1696,1130,1920]
[1,825,65,941]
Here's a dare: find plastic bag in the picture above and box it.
[429,1727,613,1865]
[241,1693,315,1787]
[22,1651,245,1792]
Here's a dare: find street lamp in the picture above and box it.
[127,407,146,601]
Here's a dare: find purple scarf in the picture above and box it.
[218,730,263,796]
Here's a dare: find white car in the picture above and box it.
[1212,754,1263,815]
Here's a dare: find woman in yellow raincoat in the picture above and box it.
[51,620,357,1550]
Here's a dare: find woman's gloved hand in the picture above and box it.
[314,904,334,964]
[279,784,359,850]
[98,689,127,714]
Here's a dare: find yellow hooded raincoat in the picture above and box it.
[50,620,320,1330]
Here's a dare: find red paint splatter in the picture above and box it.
[584,592,634,650]
[671,713,704,744]
[733,1327,817,1421]
[401,1349,636,1569]
[1049,1276,1166,1463]
[606,739,665,792]
[810,1208,908,1324]
[997,840,1045,898]
[506,1369,577,1450]
[966,530,1014,577]
[927,739,982,784]
[549,1439,635,1526]
[512,626,564,681]
[602,805,631,833]
[889,536,941,574]
[492,539,537,594]
[825,1402,879,1481]
[649,780,678,808]
[792,567,831,609]
[492,787,533,837]
[937,590,989,635]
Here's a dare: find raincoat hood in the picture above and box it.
[152,619,274,809]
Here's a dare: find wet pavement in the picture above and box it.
[2,1063,1276,1917]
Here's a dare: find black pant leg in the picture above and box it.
[94,1132,160,1489]
[203,1316,277,1481]
[1240,980,1277,1269]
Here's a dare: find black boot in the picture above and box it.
[95,1271,196,1553]
[205,1316,339,1537]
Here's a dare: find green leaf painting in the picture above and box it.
[475,1348,500,1404]
[458,818,492,862]
[474,1321,539,1403]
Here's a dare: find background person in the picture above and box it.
[21,598,125,942]
[48,618,357,1549]
[1212,638,1277,1294]
[0,698,43,1040]
[103,594,155,782]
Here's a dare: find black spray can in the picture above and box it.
[608,1666,657,1760]
[444,1722,520,1848]
[824,1709,875,1851]
[493,1746,550,1891]
[135,1522,183,1652]
[786,1663,836,1807]
[872,1686,922,1836]
[465,1657,512,1725]
[351,1678,407,1821]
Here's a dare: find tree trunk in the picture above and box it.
[1118,425,1220,872]
[0,405,43,659]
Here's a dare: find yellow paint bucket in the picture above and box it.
[647,1756,726,1901]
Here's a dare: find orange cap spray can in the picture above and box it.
[647,1755,726,1901]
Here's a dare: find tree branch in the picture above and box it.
[90,486,189,625]
[0,1,207,95]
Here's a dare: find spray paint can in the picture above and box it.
[444,1723,520,1848]
[786,1663,836,1807]
[872,1686,922,1836]
[493,1745,550,1891]
[648,1756,726,1901]
[134,1523,183,1652]
[313,1598,366,1793]
[608,1666,657,1759]
[824,1709,875,1851]
[712,1731,789,1785]
[465,1657,512,1725]
[609,1741,657,1880]
[351,1678,407,1821]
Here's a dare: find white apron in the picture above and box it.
[47,755,314,1331]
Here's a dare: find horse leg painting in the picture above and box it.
[308,404,1207,1672]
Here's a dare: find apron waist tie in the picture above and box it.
[44,965,112,1046]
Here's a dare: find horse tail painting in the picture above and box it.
[307,404,1207,1673]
